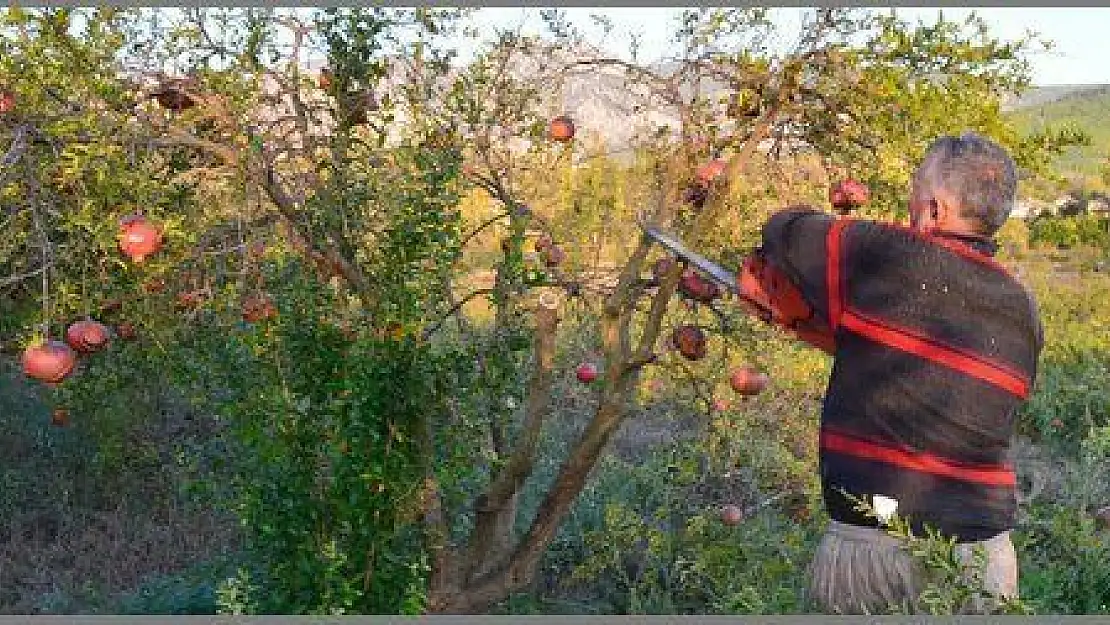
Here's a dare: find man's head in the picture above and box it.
[908,132,1018,237]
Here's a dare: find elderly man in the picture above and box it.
[745,132,1043,613]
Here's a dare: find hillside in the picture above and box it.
[1006,84,1110,184]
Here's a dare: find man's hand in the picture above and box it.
[737,252,835,355]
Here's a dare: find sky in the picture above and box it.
[458,7,1110,86]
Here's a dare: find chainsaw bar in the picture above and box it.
[640,224,739,293]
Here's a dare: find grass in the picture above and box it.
[0,362,238,614]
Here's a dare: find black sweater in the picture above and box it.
[760,208,1043,542]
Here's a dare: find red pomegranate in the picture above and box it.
[176,289,207,310]
[696,159,727,185]
[50,408,70,428]
[678,269,720,303]
[242,295,277,323]
[729,366,769,396]
[0,89,15,115]
[22,341,77,384]
[115,322,137,341]
[534,234,553,253]
[65,319,111,353]
[118,216,164,263]
[671,325,708,361]
[829,178,870,211]
[576,362,598,384]
[548,115,575,142]
[542,244,566,268]
[721,504,744,526]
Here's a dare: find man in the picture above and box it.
[744,132,1043,613]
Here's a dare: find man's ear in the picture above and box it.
[932,187,960,226]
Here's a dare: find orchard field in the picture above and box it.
[2,7,1109,615]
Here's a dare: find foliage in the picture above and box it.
[1028,214,1110,250]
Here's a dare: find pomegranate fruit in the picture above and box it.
[242,295,277,323]
[51,408,70,428]
[678,269,720,303]
[721,504,744,526]
[143,278,167,294]
[671,325,708,361]
[696,159,727,185]
[576,362,598,384]
[99,299,122,314]
[542,244,566,268]
[1095,505,1110,530]
[682,184,709,209]
[730,366,769,396]
[22,341,77,384]
[65,319,111,353]
[154,88,195,112]
[116,322,137,341]
[829,178,870,211]
[548,115,575,142]
[248,240,267,259]
[118,217,164,263]
[176,289,206,310]
[534,234,553,252]
[0,89,14,114]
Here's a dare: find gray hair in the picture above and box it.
[914,132,1018,236]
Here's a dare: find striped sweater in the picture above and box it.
[760,207,1043,542]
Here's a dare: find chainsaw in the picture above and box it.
[638,221,836,354]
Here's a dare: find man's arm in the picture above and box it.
[759,205,836,320]
[739,206,838,353]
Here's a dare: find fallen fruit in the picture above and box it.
[1095,505,1110,530]
[143,278,167,294]
[50,408,70,428]
[176,289,207,310]
[248,240,267,259]
[576,362,598,383]
[721,504,744,526]
[712,398,730,412]
[829,178,870,211]
[671,325,708,361]
[65,319,111,353]
[115,322,137,341]
[242,295,277,323]
[534,234,554,252]
[99,299,122,314]
[542,244,566,268]
[118,216,164,263]
[548,115,575,142]
[22,341,77,384]
[730,366,769,396]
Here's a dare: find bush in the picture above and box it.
[1028,215,1110,250]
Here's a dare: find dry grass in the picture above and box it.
[0,362,238,614]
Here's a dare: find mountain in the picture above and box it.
[1006,84,1110,180]
[1001,84,1110,112]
